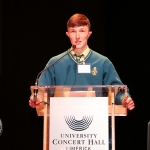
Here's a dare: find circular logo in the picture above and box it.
[0,119,3,136]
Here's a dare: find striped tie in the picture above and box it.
[74,54,84,62]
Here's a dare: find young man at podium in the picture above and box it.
[29,13,135,110]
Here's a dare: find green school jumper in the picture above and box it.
[38,49,129,104]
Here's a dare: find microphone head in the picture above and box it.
[72,45,76,49]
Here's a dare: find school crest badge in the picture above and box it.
[92,67,98,75]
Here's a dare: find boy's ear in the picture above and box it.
[66,32,69,37]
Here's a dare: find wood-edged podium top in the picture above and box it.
[36,104,127,116]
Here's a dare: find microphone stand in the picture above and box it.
[33,45,76,104]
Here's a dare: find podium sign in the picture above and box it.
[50,97,108,150]
[30,85,128,150]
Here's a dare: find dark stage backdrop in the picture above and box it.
[0,0,2,76]
[1,1,150,150]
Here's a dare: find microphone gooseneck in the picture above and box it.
[36,45,76,85]
[33,45,76,104]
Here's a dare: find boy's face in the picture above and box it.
[66,25,92,54]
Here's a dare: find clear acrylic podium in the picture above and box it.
[30,85,127,150]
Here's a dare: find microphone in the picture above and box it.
[33,45,76,104]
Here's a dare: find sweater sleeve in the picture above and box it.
[38,58,56,86]
[102,58,131,104]
[102,58,123,85]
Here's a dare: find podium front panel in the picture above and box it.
[30,85,128,150]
